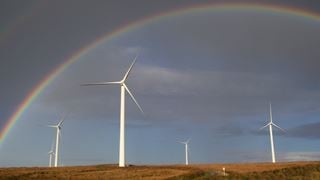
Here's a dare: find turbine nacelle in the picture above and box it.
[260,103,285,132]
[178,138,190,145]
[260,122,285,132]
[48,115,65,130]
[48,150,55,155]
[57,117,65,128]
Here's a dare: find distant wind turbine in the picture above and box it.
[260,103,285,163]
[48,116,65,167]
[178,139,190,165]
[81,54,143,167]
[48,141,55,167]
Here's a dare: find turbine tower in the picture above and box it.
[48,150,54,167]
[48,116,65,167]
[260,103,285,163]
[48,140,55,167]
[179,139,190,165]
[82,55,143,167]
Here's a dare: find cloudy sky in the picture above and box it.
[1,0,320,167]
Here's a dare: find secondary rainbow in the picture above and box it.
[0,1,49,46]
[1,2,320,148]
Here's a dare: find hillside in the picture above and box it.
[0,161,319,179]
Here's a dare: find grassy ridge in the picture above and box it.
[1,162,320,179]
[239,164,320,180]
[0,165,197,179]
[173,163,320,179]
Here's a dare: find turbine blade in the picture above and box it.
[260,123,270,130]
[47,125,57,128]
[122,53,139,82]
[269,103,273,123]
[123,84,144,114]
[178,139,189,144]
[81,81,120,86]
[272,123,286,132]
[57,114,67,127]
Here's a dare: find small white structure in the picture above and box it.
[222,167,226,176]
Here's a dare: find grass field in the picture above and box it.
[1,161,320,179]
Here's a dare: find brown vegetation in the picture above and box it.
[0,161,319,179]
[0,165,199,179]
[192,161,320,173]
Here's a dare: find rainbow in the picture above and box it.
[1,2,320,148]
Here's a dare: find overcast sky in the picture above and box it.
[1,0,320,167]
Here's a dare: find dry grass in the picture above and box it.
[0,161,319,179]
[192,161,320,173]
[0,165,199,179]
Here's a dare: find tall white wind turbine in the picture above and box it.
[82,55,143,167]
[48,116,65,167]
[178,139,190,165]
[260,103,285,163]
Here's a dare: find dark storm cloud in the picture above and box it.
[0,0,199,125]
[20,8,319,146]
[247,121,320,140]
[148,11,320,77]
[1,1,320,131]
[2,0,320,130]
[213,123,248,137]
[286,122,320,139]
[37,54,320,126]
[2,1,320,166]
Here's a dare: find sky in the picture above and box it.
[1,0,320,167]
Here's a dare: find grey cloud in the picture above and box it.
[248,122,320,139]
[24,9,320,139]
[138,10,320,90]
[286,122,320,139]
[35,52,320,128]
[3,0,320,166]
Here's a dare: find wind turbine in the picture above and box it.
[260,103,285,163]
[48,141,55,167]
[82,55,143,167]
[178,139,190,165]
[48,116,65,167]
[48,150,54,167]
